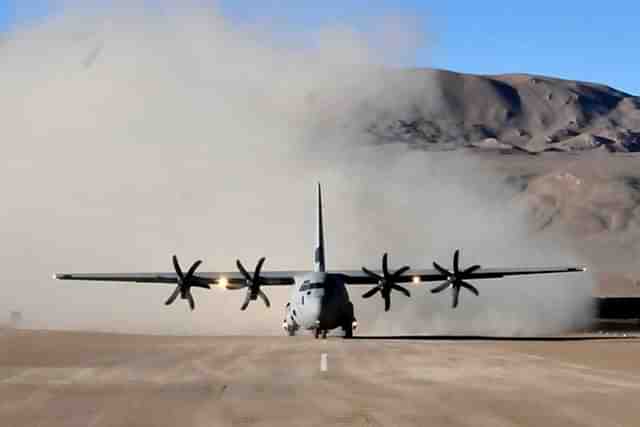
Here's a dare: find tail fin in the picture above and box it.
[314,182,326,273]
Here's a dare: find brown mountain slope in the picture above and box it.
[362,69,640,296]
[367,69,640,153]
[478,151,640,297]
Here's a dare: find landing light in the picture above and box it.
[412,276,421,284]
[218,277,229,289]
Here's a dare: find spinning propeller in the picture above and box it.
[236,257,271,310]
[362,253,411,311]
[165,255,210,310]
[431,249,480,308]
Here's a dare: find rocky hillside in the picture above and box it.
[367,69,640,153]
[362,69,640,296]
[517,158,640,296]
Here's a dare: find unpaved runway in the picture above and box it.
[1,330,640,426]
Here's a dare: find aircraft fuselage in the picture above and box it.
[284,272,355,336]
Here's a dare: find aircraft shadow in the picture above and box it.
[351,335,638,342]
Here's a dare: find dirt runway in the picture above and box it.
[1,329,639,426]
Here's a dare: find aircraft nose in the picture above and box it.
[304,297,322,327]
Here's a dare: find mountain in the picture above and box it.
[361,69,640,296]
[367,69,640,153]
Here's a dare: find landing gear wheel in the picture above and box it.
[287,327,296,336]
[314,328,320,339]
[322,330,328,339]
[343,302,355,339]
[343,321,353,339]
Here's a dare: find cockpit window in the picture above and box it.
[299,282,324,292]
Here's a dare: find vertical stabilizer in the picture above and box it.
[314,182,326,272]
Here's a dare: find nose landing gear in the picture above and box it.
[314,328,328,339]
[313,320,328,339]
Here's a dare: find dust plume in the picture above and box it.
[0,1,593,336]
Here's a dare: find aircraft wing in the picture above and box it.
[55,265,585,287]
[334,266,586,285]
[54,271,300,287]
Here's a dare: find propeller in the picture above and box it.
[361,253,411,311]
[431,249,480,308]
[165,255,209,310]
[236,257,271,310]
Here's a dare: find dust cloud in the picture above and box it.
[0,1,593,336]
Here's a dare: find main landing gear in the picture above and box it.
[283,303,298,336]
[343,319,356,339]
[342,302,356,339]
[282,318,298,336]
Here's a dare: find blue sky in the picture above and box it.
[1,1,638,94]
[219,1,640,95]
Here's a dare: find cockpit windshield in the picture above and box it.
[299,282,323,292]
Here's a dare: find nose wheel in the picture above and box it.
[314,328,328,339]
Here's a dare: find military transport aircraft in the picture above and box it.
[54,184,585,338]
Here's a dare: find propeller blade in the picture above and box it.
[258,290,271,308]
[186,260,203,279]
[165,286,180,305]
[392,265,411,278]
[172,255,184,280]
[453,250,460,275]
[362,287,380,298]
[253,257,266,282]
[431,280,452,294]
[236,260,252,282]
[462,264,481,276]
[461,281,479,296]
[452,286,460,308]
[363,253,413,311]
[391,284,411,297]
[240,290,251,311]
[433,262,450,277]
[362,267,382,281]
[186,290,195,310]
[382,253,389,277]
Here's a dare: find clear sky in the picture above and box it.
[1,1,638,95]
[218,0,640,95]
[0,1,9,29]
